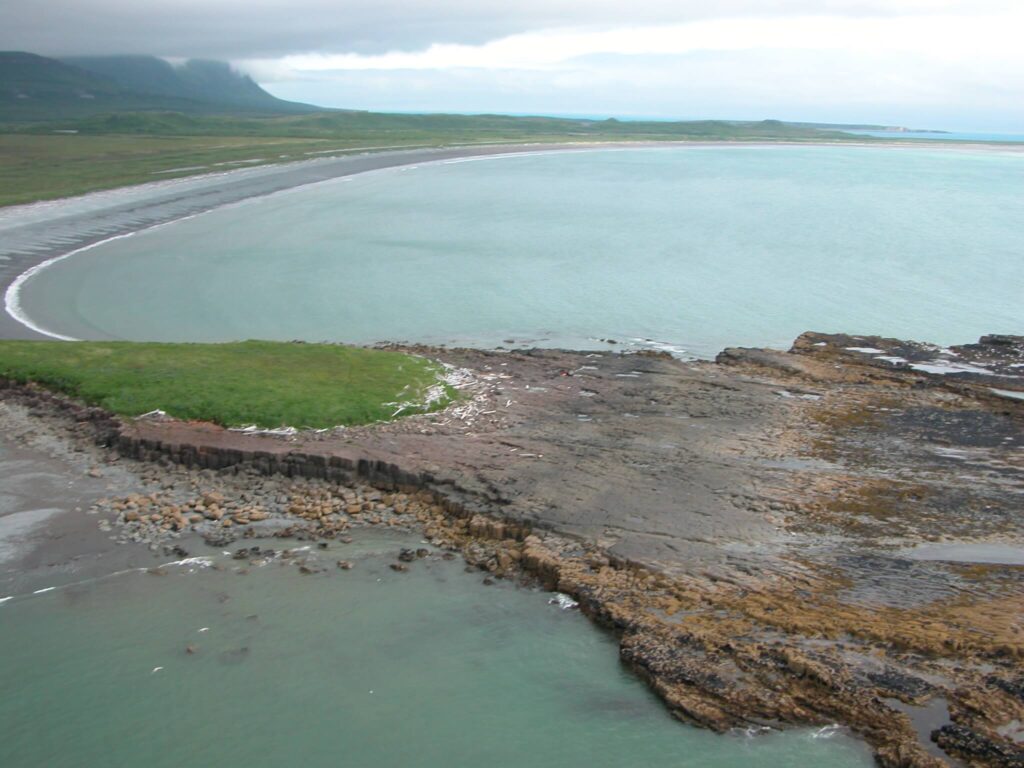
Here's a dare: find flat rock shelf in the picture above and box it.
[2,331,1022,767]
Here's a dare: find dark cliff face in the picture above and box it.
[0,51,316,120]
[60,55,303,111]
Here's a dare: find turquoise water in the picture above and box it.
[19,146,1024,356]
[0,531,872,767]
[851,130,1024,142]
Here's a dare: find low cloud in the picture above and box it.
[2,1,1020,129]
[1,0,1013,58]
[242,12,1024,75]
[244,9,1024,130]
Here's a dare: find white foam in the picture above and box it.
[548,593,579,610]
[163,556,214,569]
[440,149,567,166]
[3,147,545,339]
[5,212,202,340]
[812,724,842,739]
[630,338,696,359]
[32,586,55,594]
[0,596,12,605]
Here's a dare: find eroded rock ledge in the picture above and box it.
[2,331,1022,768]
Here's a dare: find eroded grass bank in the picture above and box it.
[0,340,455,428]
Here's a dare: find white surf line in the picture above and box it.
[437,144,659,166]
[0,141,721,340]
[2,146,553,339]
[5,211,203,340]
[0,558,208,607]
[440,149,569,165]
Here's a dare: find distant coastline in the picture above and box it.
[3,137,1023,343]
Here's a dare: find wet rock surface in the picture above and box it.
[1,331,1022,767]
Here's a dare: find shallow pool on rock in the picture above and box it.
[0,530,873,768]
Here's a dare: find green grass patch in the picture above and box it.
[0,134,434,207]
[0,112,858,206]
[0,340,455,428]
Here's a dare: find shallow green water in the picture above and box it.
[19,145,1024,356]
[0,531,872,767]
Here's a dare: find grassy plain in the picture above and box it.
[0,340,453,428]
[0,111,855,206]
[0,133,431,206]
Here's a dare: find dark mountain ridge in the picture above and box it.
[0,51,317,120]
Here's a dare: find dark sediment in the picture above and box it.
[1,331,1022,767]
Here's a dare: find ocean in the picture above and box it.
[0,529,873,768]
[14,144,1024,358]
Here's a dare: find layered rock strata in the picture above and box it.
[2,332,1022,767]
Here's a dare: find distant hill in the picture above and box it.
[789,121,950,134]
[60,55,308,112]
[0,51,317,120]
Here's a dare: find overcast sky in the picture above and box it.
[4,0,1023,130]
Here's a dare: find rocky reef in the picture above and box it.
[2,331,1022,767]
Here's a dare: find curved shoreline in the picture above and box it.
[5,227,184,341]
[0,141,676,341]
[4,137,1021,342]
